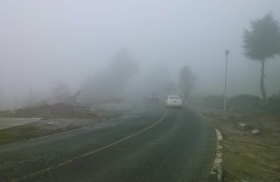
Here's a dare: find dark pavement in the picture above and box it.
[0,100,216,182]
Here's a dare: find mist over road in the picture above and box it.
[0,100,216,181]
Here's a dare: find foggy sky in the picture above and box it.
[1,1,280,109]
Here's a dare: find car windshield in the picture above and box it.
[1,1,279,182]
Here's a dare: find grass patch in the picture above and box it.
[0,124,42,145]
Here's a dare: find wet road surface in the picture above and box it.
[0,100,216,181]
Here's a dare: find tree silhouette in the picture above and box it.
[242,13,280,103]
[179,65,197,101]
[111,48,138,92]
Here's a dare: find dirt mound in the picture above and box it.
[14,103,100,119]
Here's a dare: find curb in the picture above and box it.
[210,129,223,181]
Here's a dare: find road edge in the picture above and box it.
[184,105,223,181]
[210,128,223,181]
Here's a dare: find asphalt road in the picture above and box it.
[0,100,216,182]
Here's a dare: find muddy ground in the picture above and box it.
[205,111,280,182]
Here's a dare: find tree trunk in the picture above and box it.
[185,80,188,101]
[260,60,267,103]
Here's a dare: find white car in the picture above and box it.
[165,95,183,109]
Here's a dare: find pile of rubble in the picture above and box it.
[14,103,100,119]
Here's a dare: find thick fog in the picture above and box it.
[0,1,280,109]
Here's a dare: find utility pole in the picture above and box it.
[224,50,230,111]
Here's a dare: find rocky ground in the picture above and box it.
[205,111,280,182]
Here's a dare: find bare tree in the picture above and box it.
[51,80,71,103]
[179,65,198,101]
[111,48,138,92]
